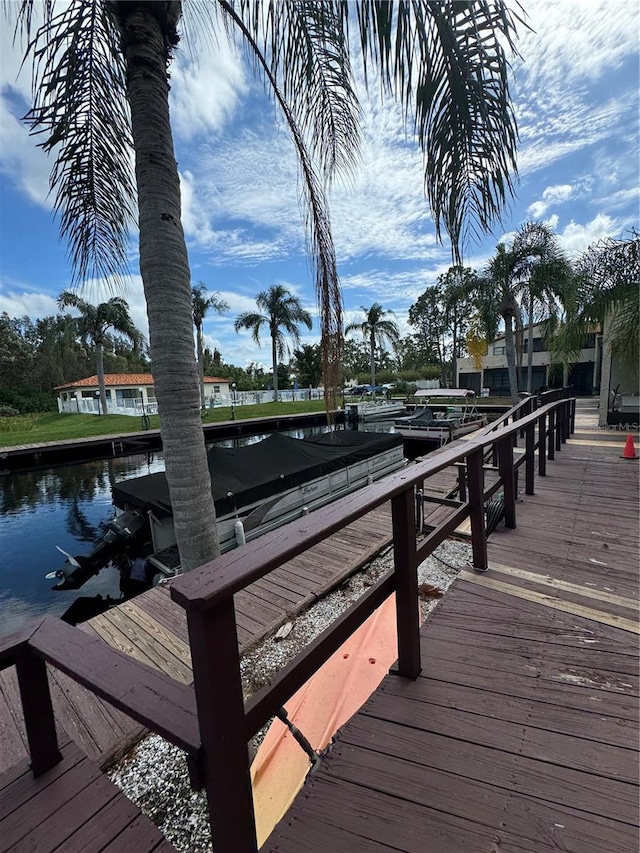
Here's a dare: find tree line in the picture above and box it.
[3,224,636,415]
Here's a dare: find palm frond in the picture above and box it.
[233,0,361,182]
[561,232,639,372]
[234,311,267,345]
[19,0,136,286]
[355,1,521,258]
[218,3,343,412]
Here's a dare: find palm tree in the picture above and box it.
[474,223,572,404]
[192,283,228,408]
[346,304,400,388]
[57,291,143,415]
[234,285,312,401]
[13,2,521,573]
[557,232,639,372]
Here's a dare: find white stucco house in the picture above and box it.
[55,373,232,415]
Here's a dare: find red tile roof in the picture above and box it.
[55,374,229,390]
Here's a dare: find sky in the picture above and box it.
[0,1,638,375]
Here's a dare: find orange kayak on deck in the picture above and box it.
[251,593,413,847]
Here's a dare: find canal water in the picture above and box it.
[1,423,400,633]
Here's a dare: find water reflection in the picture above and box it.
[0,422,398,632]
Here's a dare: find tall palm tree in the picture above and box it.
[474,223,572,403]
[346,304,400,387]
[57,291,143,415]
[192,283,228,408]
[13,1,521,574]
[234,285,312,400]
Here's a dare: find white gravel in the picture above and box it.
[108,537,471,852]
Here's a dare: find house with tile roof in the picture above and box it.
[55,373,232,415]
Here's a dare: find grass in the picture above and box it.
[0,397,510,449]
[0,399,329,448]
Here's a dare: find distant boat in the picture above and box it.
[345,399,406,423]
[394,389,487,446]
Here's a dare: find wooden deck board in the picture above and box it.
[0,740,177,853]
[267,409,640,853]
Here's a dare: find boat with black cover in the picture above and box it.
[110,430,406,576]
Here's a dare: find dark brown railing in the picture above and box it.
[0,390,575,853]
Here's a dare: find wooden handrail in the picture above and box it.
[2,616,201,772]
[170,439,471,610]
[170,397,570,611]
[29,618,201,758]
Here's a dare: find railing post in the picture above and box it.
[497,436,516,528]
[15,650,62,777]
[392,488,421,679]
[538,413,547,477]
[186,601,257,853]
[525,422,535,495]
[555,405,563,451]
[548,409,555,460]
[466,448,487,571]
[562,400,570,442]
[570,398,576,434]
[457,465,467,502]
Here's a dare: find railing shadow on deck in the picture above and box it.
[0,390,576,853]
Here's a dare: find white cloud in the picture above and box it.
[513,1,638,177]
[0,289,58,319]
[517,2,637,89]
[170,28,248,140]
[0,95,52,208]
[527,184,576,218]
[555,213,621,257]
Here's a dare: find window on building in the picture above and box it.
[493,345,505,356]
[116,388,141,399]
[583,333,596,349]
[213,385,221,394]
[523,338,546,353]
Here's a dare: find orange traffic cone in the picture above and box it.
[621,434,638,459]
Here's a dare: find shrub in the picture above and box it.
[0,388,57,414]
[0,413,38,433]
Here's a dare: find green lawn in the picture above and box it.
[0,399,329,448]
[0,397,510,449]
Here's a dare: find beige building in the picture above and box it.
[55,373,231,415]
[456,324,600,397]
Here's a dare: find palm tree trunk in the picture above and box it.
[197,323,205,407]
[271,335,278,402]
[451,319,458,388]
[526,293,534,393]
[369,331,376,387]
[96,342,108,415]
[118,4,219,569]
[503,316,519,405]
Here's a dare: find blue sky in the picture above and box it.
[0,1,638,374]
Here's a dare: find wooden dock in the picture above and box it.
[0,467,459,776]
[3,394,637,853]
[267,415,639,851]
